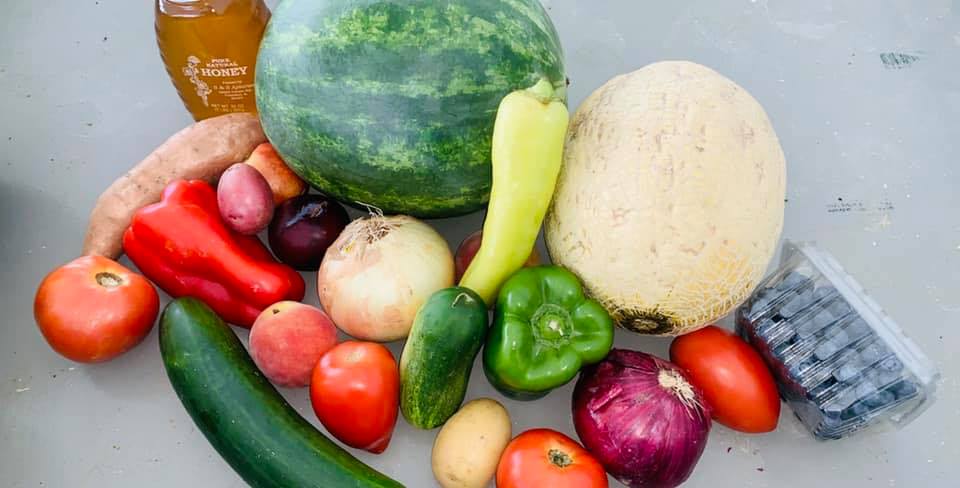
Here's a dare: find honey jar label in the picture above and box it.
[181,55,255,113]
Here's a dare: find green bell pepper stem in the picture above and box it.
[483,266,614,400]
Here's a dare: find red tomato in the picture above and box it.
[34,255,159,363]
[454,230,541,282]
[496,429,608,488]
[670,325,781,433]
[310,341,399,453]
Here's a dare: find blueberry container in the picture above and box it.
[736,241,939,440]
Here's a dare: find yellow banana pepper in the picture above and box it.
[459,79,569,306]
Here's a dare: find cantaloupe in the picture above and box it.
[545,61,786,335]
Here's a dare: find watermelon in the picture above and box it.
[256,0,566,217]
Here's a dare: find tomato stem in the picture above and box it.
[95,272,123,288]
[548,448,573,468]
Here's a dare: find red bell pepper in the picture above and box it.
[123,180,304,327]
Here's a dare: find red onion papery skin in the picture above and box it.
[572,349,712,488]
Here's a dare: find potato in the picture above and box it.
[217,163,274,235]
[432,398,512,488]
[82,113,265,258]
[244,142,307,205]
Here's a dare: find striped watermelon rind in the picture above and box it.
[256,0,566,217]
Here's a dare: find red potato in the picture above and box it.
[244,143,308,205]
[218,163,274,235]
[454,230,541,282]
[249,301,338,388]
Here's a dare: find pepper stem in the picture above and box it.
[531,304,574,345]
[524,78,564,104]
[548,448,573,468]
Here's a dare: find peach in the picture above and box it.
[249,301,337,387]
[244,142,308,205]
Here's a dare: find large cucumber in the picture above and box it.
[399,287,488,429]
[159,297,403,488]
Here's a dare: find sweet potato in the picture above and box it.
[82,113,266,258]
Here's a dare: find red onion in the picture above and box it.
[572,349,711,488]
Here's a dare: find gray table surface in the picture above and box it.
[2,0,958,487]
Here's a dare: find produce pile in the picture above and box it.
[33,1,793,487]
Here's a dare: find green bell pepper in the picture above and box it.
[483,265,614,400]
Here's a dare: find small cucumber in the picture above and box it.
[399,287,489,429]
[160,297,403,488]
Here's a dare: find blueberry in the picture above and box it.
[826,387,856,411]
[846,318,871,338]
[751,299,768,316]
[778,271,809,291]
[781,295,806,318]
[809,379,836,400]
[756,317,776,331]
[778,328,798,345]
[822,398,845,416]
[789,357,816,377]
[827,327,850,348]
[874,369,901,387]
[892,381,918,399]
[834,363,861,383]
[842,401,871,421]
[828,299,852,317]
[815,341,839,360]
[788,360,805,376]
[854,379,877,400]
[799,311,834,338]
[757,324,777,341]
[815,309,836,327]
[822,410,843,427]
[858,344,886,366]
[797,321,818,339]
[813,286,836,300]
[863,390,895,409]
[878,356,902,373]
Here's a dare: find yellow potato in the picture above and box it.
[432,398,512,488]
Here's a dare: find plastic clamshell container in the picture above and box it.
[736,241,939,440]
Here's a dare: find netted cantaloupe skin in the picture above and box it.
[545,61,786,336]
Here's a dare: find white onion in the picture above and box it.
[318,215,454,342]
